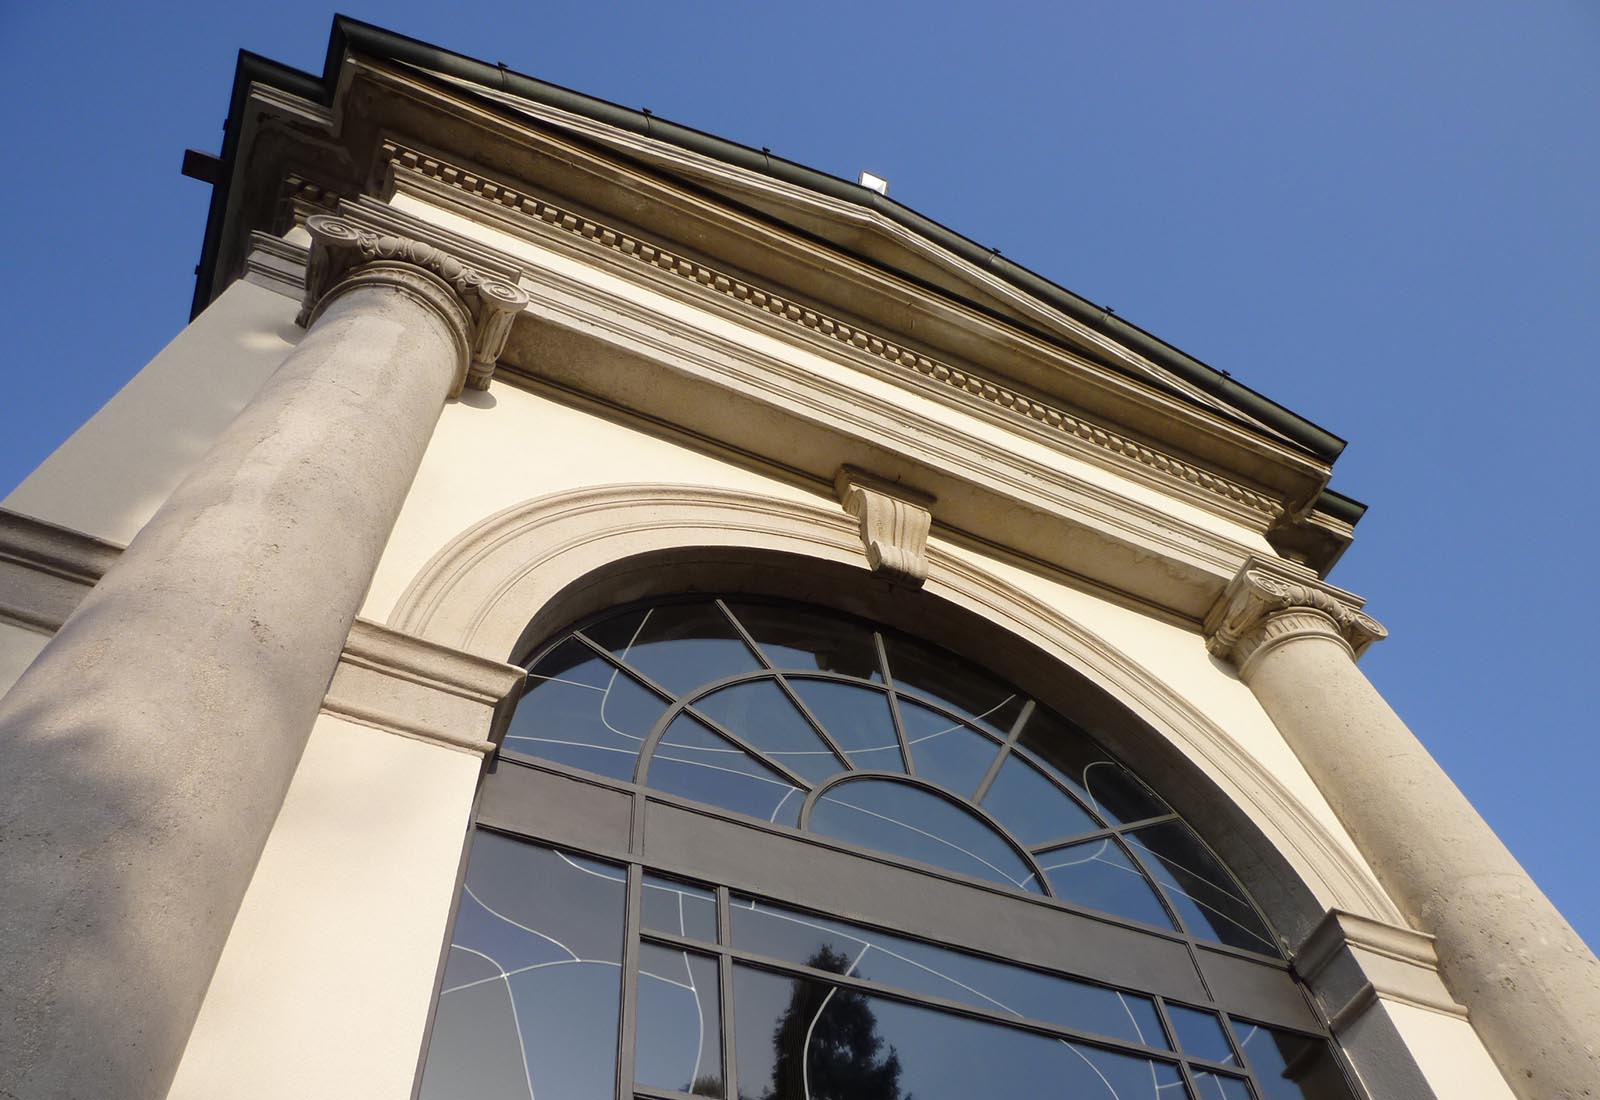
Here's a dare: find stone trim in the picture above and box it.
[242,231,309,298]
[1204,554,1387,673]
[0,510,122,633]
[1295,909,1468,1029]
[379,142,1286,524]
[321,618,526,757]
[299,214,529,393]
[834,466,935,587]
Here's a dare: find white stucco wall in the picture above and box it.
[3,279,300,546]
[168,713,482,1100]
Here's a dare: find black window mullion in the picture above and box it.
[873,631,918,775]
[715,886,737,1100]
[679,703,815,792]
[618,862,645,1100]
[972,698,1033,802]
[1027,814,1180,855]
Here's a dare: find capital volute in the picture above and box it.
[1204,555,1387,672]
[297,215,529,395]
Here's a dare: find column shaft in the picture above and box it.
[0,277,465,1098]
[1245,624,1600,1099]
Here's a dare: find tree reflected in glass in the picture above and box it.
[762,947,903,1100]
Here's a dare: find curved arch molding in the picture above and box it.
[390,483,1398,928]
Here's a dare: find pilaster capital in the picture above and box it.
[1204,555,1387,670]
[834,466,935,588]
[297,215,529,395]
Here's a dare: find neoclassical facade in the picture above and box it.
[1,17,1594,1100]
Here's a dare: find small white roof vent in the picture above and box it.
[858,170,889,196]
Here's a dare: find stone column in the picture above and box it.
[0,215,527,1100]
[1205,556,1600,1100]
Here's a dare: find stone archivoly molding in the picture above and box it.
[0,509,123,634]
[834,467,935,587]
[299,213,529,393]
[1295,908,1468,1029]
[378,142,1287,525]
[322,618,526,757]
[1204,555,1387,672]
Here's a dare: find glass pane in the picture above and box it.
[881,633,1025,735]
[979,753,1098,846]
[1194,1070,1256,1100]
[788,678,906,772]
[693,679,845,782]
[1037,837,1177,929]
[897,700,1002,797]
[585,602,762,695]
[642,873,719,943]
[1014,708,1171,826]
[650,715,804,826]
[637,943,723,1097]
[808,777,1041,893]
[1231,1021,1355,1100]
[1168,1004,1237,1065]
[733,965,1188,1100]
[1128,822,1279,955]
[730,896,1170,1050]
[506,638,665,779]
[420,836,625,1100]
[726,602,882,680]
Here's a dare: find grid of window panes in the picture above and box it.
[418,833,1360,1100]
[503,597,1282,956]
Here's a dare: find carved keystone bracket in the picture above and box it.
[834,467,936,587]
[299,214,529,395]
[1204,554,1387,670]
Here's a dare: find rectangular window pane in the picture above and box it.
[733,964,1187,1100]
[1231,1019,1356,1100]
[637,943,723,1097]
[420,835,626,1100]
[642,873,719,943]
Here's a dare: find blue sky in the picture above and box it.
[2,2,1595,950]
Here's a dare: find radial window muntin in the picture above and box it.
[506,595,1283,959]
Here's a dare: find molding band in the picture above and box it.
[379,142,1287,523]
[322,618,526,757]
[0,510,123,633]
[1295,908,1469,1026]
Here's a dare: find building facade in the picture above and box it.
[1,17,1595,1100]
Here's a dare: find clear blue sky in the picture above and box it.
[2,3,1595,949]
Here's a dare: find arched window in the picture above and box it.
[418,597,1362,1100]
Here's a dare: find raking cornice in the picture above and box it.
[378,142,1288,526]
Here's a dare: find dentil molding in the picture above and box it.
[299,214,530,394]
[1204,555,1387,671]
[834,467,936,587]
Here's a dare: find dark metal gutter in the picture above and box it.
[195,15,1361,513]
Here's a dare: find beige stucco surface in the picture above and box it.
[0,620,46,697]
[3,279,300,545]
[1381,1002,1520,1100]
[168,713,481,1100]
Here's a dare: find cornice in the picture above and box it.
[1294,908,1468,1026]
[1204,555,1387,673]
[0,510,123,633]
[322,618,526,757]
[378,142,1288,527]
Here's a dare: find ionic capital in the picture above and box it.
[1204,555,1387,672]
[835,466,935,587]
[297,215,529,395]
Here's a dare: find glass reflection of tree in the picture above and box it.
[760,947,906,1100]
